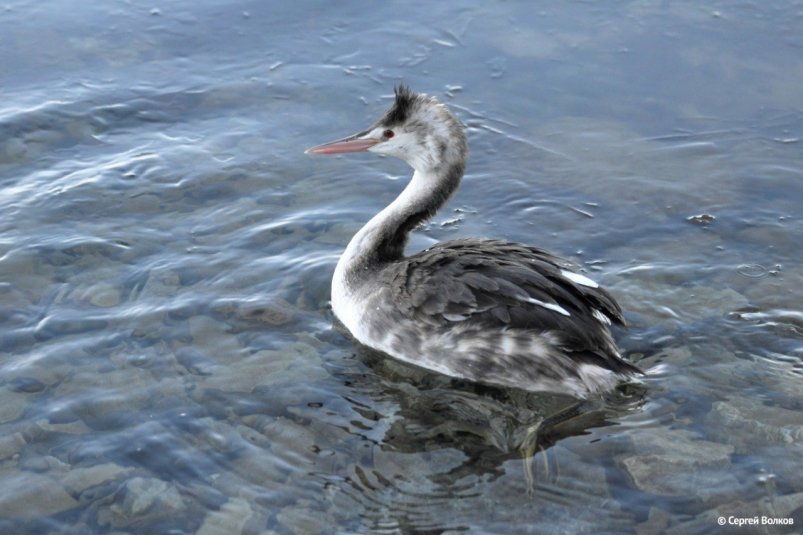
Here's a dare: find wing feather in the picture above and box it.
[387,238,625,356]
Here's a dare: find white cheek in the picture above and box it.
[365,127,385,138]
[369,135,408,157]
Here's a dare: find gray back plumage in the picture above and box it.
[385,238,637,376]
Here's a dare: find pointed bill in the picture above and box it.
[305,133,380,155]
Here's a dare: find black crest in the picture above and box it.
[383,85,416,125]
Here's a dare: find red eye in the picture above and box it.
[383,129,394,139]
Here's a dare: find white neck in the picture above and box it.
[334,169,439,289]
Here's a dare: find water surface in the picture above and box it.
[1,1,802,533]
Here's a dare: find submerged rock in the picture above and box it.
[0,389,28,424]
[707,397,803,451]
[277,501,330,535]
[188,315,242,362]
[98,476,185,529]
[192,342,327,393]
[141,269,182,298]
[611,272,749,324]
[0,472,79,518]
[619,429,734,497]
[196,497,254,535]
[239,297,296,326]
[706,396,803,490]
[635,506,672,535]
[0,433,27,461]
[87,283,122,308]
[127,477,184,515]
[60,463,132,495]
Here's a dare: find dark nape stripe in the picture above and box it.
[375,161,464,262]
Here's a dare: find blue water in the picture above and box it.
[1,1,801,533]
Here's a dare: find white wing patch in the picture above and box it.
[592,308,612,325]
[525,297,571,317]
[560,269,599,288]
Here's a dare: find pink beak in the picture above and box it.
[305,134,380,155]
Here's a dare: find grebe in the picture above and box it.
[307,86,641,397]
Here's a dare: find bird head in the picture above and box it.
[306,85,467,174]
